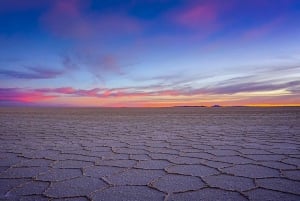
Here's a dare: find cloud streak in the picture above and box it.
[1,77,299,105]
[0,66,64,79]
[243,16,285,41]
[204,80,300,95]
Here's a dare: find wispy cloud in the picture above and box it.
[61,51,127,79]
[61,55,78,70]
[35,87,101,97]
[0,66,63,79]
[205,80,300,95]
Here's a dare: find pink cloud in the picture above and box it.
[0,88,57,103]
[36,87,102,97]
[175,3,218,28]
[170,0,235,29]
[243,17,285,41]
[36,87,76,94]
[40,0,141,39]
[40,0,92,38]
[76,88,101,96]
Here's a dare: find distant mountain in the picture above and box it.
[173,106,207,108]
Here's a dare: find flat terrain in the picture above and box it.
[0,107,299,201]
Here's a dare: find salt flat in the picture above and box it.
[0,107,299,201]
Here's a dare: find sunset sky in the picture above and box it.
[0,0,300,107]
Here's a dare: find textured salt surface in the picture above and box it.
[0,107,299,201]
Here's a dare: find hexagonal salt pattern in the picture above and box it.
[0,107,299,200]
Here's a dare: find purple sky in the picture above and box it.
[0,0,300,106]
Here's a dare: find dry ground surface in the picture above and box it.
[0,107,299,201]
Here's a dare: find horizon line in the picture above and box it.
[1,105,300,108]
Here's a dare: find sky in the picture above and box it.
[0,0,300,107]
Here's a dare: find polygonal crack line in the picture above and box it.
[110,147,124,153]
[237,149,274,155]
[164,160,193,166]
[243,186,300,197]
[86,164,129,178]
[177,152,215,160]
[200,186,250,200]
[146,149,179,155]
[255,175,298,188]
[280,158,300,168]
[48,195,91,201]
[112,148,149,155]
[196,186,249,200]
[59,151,100,159]
[144,144,170,150]
[147,173,167,188]
[96,160,138,168]
[254,177,300,195]
[163,165,220,179]
[101,167,133,184]
[133,160,172,170]
[82,165,94,177]
[33,169,54,180]
[217,169,265,181]
[213,154,256,163]
[49,160,96,169]
[99,175,114,186]
[0,168,41,180]
[0,166,13,176]
[252,162,290,172]
[219,162,283,174]
[88,184,167,201]
[35,173,83,183]
[197,159,234,169]
[163,192,172,201]
[43,175,107,196]
[179,146,203,153]
[280,172,300,182]
[146,180,171,196]
[278,159,299,170]
[128,156,144,161]
[6,180,50,197]
[2,180,29,198]
[278,169,287,178]
[86,184,112,201]
[164,163,222,176]
[260,160,298,170]
[168,186,242,196]
[201,173,257,192]
[200,173,221,186]
[149,175,208,195]
[148,153,178,160]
